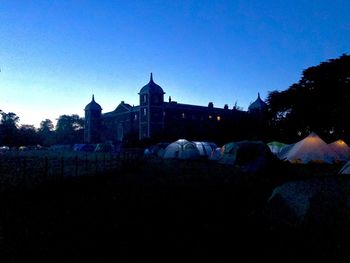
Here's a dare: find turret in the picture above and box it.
[138,73,165,140]
[84,95,102,143]
[248,93,267,113]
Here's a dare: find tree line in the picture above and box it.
[0,113,84,147]
[1,53,349,147]
[267,54,350,144]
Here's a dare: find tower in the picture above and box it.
[248,93,268,114]
[84,95,102,143]
[138,73,165,140]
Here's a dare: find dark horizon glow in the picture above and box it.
[0,0,349,127]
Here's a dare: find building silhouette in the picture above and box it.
[84,73,267,144]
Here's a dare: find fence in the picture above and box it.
[0,148,145,190]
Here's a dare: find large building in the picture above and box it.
[84,73,267,144]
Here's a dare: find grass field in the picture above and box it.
[0,153,347,262]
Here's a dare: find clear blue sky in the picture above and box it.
[0,0,349,127]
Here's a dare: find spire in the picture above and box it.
[150,72,153,83]
[258,92,261,99]
[92,94,95,101]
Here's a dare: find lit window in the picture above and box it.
[209,115,212,119]
[143,108,147,116]
[182,113,185,119]
[134,114,138,120]
[217,116,221,121]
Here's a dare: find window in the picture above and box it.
[182,113,186,119]
[143,95,147,103]
[208,115,212,119]
[134,114,138,120]
[143,108,147,116]
[217,116,221,121]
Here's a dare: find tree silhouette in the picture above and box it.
[268,54,350,143]
[18,124,40,146]
[0,111,20,146]
[38,119,55,146]
[54,114,84,144]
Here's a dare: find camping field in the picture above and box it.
[0,152,349,262]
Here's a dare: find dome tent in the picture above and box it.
[209,147,223,161]
[267,141,287,155]
[218,141,273,173]
[149,142,170,158]
[277,143,295,160]
[193,141,217,158]
[219,141,272,165]
[283,132,338,164]
[163,139,200,159]
[340,161,350,175]
[328,140,350,162]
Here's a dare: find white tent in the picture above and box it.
[339,161,350,175]
[163,139,200,159]
[328,140,350,162]
[277,143,294,160]
[267,141,287,155]
[283,132,338,164]
[193,141,217,158]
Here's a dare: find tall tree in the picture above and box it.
[0,112,20,146]
[38,119,55,146]
[18,124,40,146]
[54,114,84,144]
[268,54,350,143]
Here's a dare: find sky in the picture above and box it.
[0,0,349,127]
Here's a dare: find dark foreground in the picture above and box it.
[1,160,349,262]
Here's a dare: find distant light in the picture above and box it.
[217,116,221,121]
[209,115,212,119]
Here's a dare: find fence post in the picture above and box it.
[60,156,64,179]
[103,154,106,173]
[110,154,113,170]
[44,157,48,179]
[84,154,88,175]
[23,157,27,187]
[75,155,78,177]
[95,154,98,175]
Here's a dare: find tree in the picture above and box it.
[54,114,84,144]
[39,119,54,133]
[0,111,20,146]
[38,119,55,146]
[18,124,40,146]
[267,54,350,143]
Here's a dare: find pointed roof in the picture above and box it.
[283,132,338,164]
[139,73,165,94]
[114,101,132,112]
[84,94,102,111]
[248,93,267,112]
[328,139,350,161]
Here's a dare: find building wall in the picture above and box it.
[84,110,101,143]
[84,80,267,144]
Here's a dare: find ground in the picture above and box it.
[0,156,348,262]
